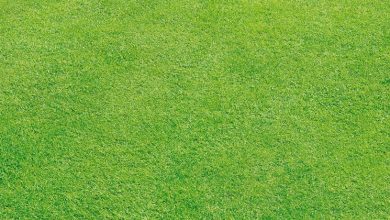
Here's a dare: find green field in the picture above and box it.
[1,0,389,218]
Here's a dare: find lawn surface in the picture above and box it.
[1,0,389,218]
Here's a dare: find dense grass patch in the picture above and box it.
[1,0,389,218]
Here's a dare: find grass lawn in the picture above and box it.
[1,0,389,218]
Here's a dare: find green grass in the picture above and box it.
[1,0,389,218]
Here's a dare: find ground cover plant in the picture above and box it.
[0,0,389,218]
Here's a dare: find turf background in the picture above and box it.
[0,0,389,218]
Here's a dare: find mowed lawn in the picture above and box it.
[0,0,389,218]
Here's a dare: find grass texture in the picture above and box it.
[1,0,389,219]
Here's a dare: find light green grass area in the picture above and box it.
[1,0,389,218]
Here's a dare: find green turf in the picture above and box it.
[1,0,389,218]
